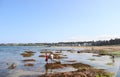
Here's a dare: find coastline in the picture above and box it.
[52,45,120,50]
[1,46,119,77]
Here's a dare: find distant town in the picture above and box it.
[0,38,120,46]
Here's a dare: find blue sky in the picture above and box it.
[0,0,120,43]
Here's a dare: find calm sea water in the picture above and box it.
[0,46,120,77]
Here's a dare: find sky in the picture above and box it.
[0,0,120,43]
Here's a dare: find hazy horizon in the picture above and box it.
[0,0,120,43]
[0,36,119,44]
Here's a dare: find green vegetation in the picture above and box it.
[99,50,120,57]
[106,63,114,66]
[96,73,114,77]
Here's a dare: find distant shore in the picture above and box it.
[52,45,120,57]
[53,45,120,51]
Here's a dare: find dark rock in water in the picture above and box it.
[54,60,61,64]
[21,50,36,57]
[24,63,34,66]
[53,54,67,59]
[39,55,45,57]
[77,51,81,53]
[6,63,9,65]
[55,50,62,53]
[8,63,16,69]
[21,53,34,57]
[67,50,74,53]
[22,59,36,62]
[65,60,76,62]
[45,63,64,69]
[25,51,36,53]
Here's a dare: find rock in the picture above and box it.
[55,50,62,53]
[22,59,36,62]
[53,54,67,59]
[65,60,76,62]
[21,50,36,57]
[39,55,45,57]
[8,63,16,69]
[24,63,34,66]
[40,49,52,53]
[25,51,36,53]
[77,51,81,53]
[21,53,34,57]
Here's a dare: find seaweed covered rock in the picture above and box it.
[24,63,34,66]
[21,51,35,57]
[22,59,36,62]
[39,62,113,77]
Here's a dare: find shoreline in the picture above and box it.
[52,45,120,52]
[1,46,119,77]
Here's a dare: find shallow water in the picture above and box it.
[0,46,120,77]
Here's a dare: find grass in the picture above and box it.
[99,50,120,57]
[111,51,120,57]
[106,63,114,66]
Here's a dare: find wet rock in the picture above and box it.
[54,60,61,64]
[45,63,65,69]
[25,51,36,53]
[20,62,113,77]
[39,55,45,57]
[53,54,67,59]
[62,54,67,56]
[65,60,76,62]
[40,49,52,53]
[70,63,91,69]
[24,63,34,66]
[40,65,113,77]
[21,51,35,57]
[77,51,81,53]
[21,53,34,57]
[8,63,16,69]
[55,50,62,53]
[67,50,74,53]
[22,59,36,62]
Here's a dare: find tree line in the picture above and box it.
[0,38,120,46]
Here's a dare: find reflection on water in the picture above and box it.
[45,63,53,75]
[112,55,115,63]
[0,46,120,77]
